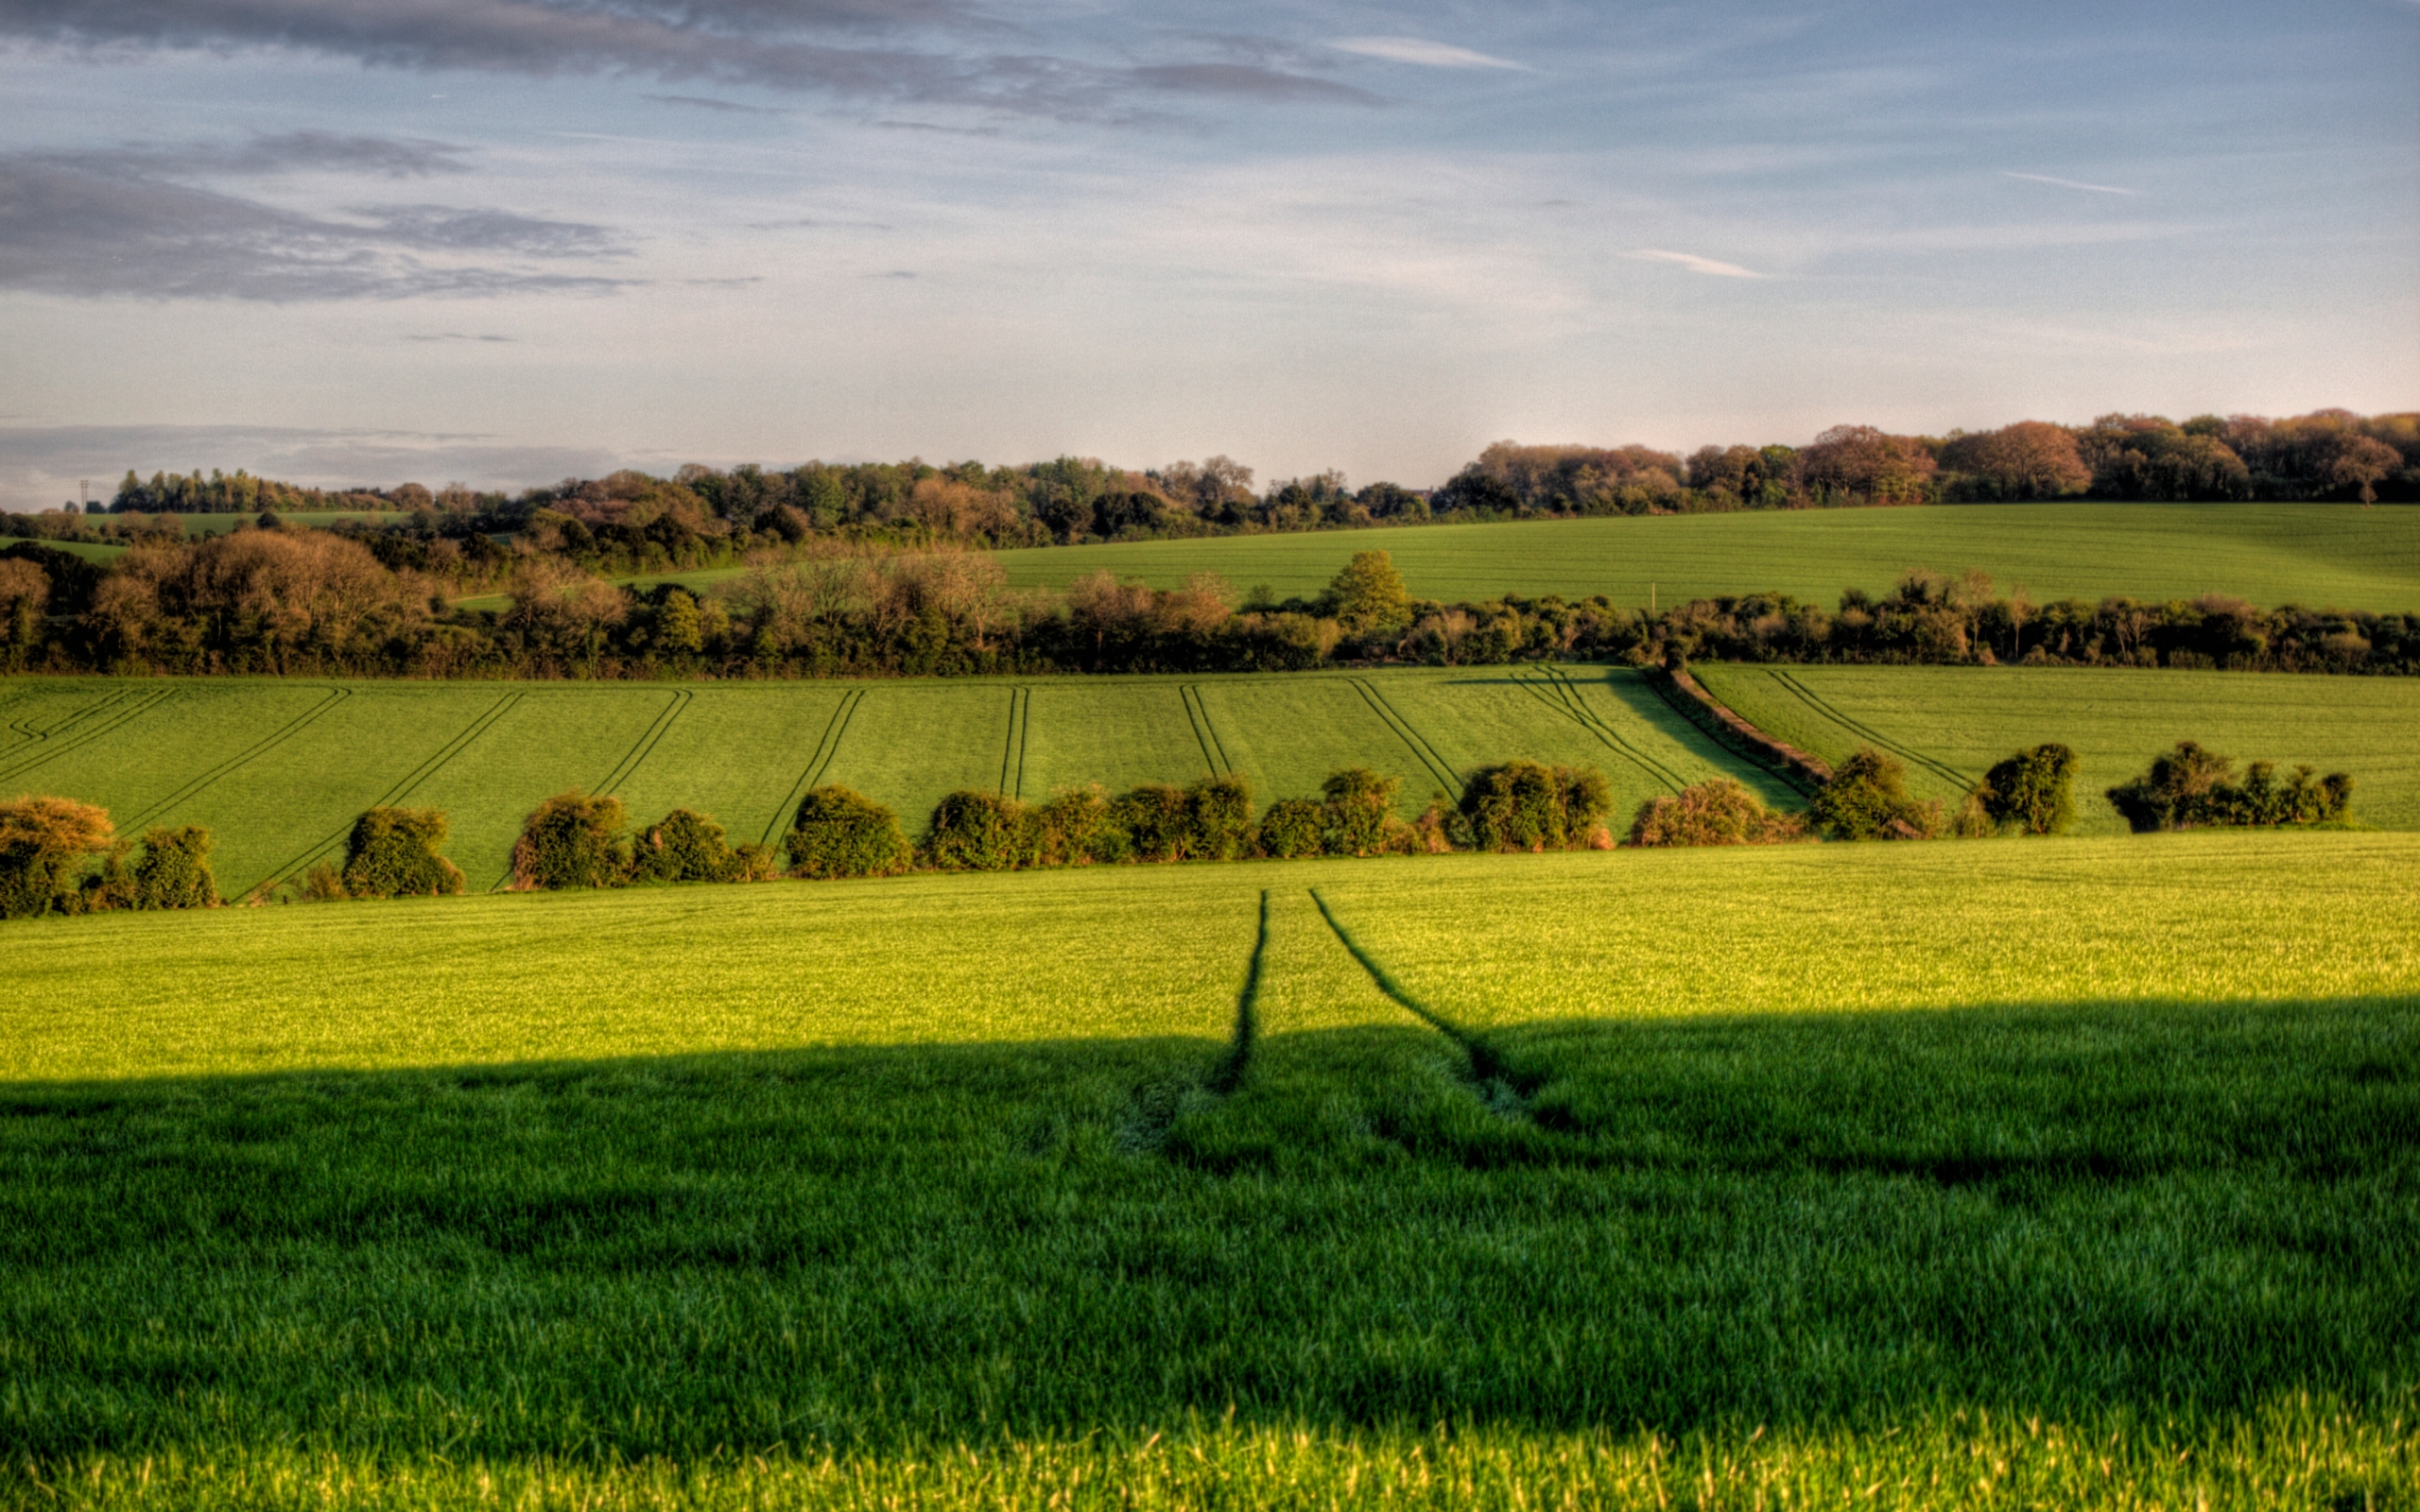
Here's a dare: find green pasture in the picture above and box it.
[1694,662,2420,833]
[0,668,1786,897]
[2,834,2415,1508]
[618,502,2420,611]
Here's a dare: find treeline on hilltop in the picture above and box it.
[6,408,2413,575]
[2,532,2413,680]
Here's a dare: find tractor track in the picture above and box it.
[1515,667,1689,793]
[760,689,866,848]
[1347,679,1462,798]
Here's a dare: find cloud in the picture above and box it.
[0,157,634,301]
[1631,249,1766,279]
[2000,171,2136,197]
[1327,37,1529,71]
[642,93,790,115]
[1129,63,1382,106]
[44,130,474,179]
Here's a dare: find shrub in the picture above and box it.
[1977,744,2080,835]
[631,808,743,885]
[340,807,465,899]
[0,796,112,919]
[925,790,1042,871]
[1628,779,1807,847]
[785,786,912,879]
[1184,774,1256,861]
[1112,783,1191,863]
[2107,742,2354,832]
[1809,748,1946,841]
[1037,784,1126,866]
[1460,761,1613,850]
[127,825,218,909]
[1255,798,1327,859]
[1321,767,1401,856]
[510,792,630,889]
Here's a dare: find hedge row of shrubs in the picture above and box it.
[0,797,219,919]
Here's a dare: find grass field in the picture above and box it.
[616,503,2420,611]
[3,834,2415,1508]
[1693,662,2420,833]
[0,669,1789,896]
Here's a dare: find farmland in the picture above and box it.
[0,668,1791,897]
[622,502,2420,612]
[1694,662,2420,833]
[3,834,2415,1509]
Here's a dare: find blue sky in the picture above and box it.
[1,0,2413,507]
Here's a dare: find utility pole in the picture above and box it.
[78,479,90,510]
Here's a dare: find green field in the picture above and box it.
[1694,662,2420,833]
[618,503,2420,612]
[3,835,2414,1508]
[0,669,1789,896]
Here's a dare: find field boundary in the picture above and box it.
[594,690,694,798]
[0,687,177,786]
[1349,679,1463,797]
[123,687,354,832]
[1650,665,1834,796]
[247,691,528,897]
[1515,668,1689,793]
[1765,669,1972,791]
[759,689,864,847]
[1180,684,1233,777]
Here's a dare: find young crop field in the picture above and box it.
[0,668,1789,896]
[2,833,2414,1509]
[616,502,2420,611]
[1693,662,2420,833]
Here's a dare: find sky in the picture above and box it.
[0,0,2414,509]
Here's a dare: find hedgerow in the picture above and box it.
[2107,742,2355,832]
[1629,779,1808,847]
[510,793,630,889]
[1460,761,1613,851]
[785,787,913,879]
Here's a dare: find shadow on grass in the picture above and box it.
[0,994,2411,1460]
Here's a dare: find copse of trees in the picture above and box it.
[2106,744,2354,833]
[1458,762,1614,850]
[0,799,219,918]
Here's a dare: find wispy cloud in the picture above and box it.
[2001,170,2136,197]
[1631,249,1766,279]
[39,130,472,180]
[1130,63,1381,106]
[1327,37,1529,71]
[642,94,789,115]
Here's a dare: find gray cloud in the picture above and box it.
[46,129,474,179]
[642,93,789,114]
[1129,63,1381,106]
[0,157,633,300]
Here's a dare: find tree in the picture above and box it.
[1321,767,1402,855]
[786,786,912,878]
[1939,422,2091,501]
[340,807,466,898]
[1627,779,1806,847]
[0,797,112,919]
[1460,761,1612,850]
[1809,748,1945,840]
[1325,551,1411,637]
[510,792,629,888]
[1796,426,1938,506]
[1977,744,2080,834]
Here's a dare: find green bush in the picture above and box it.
[340,807,465,899]
[631,808,744,885]
[925,790,1042,871]
[1037,785,1127,866]
[1112,783,1190,862]
[2107,742,2354,832]
[1461,761,1613,850]
[0,796,112,919]
[1254,798,1327,859]
[127,825,219,910]
[510,792,630,889]
[1320,767,1401,856]
[1184,774,1256,861]
[1978,744,2080,835]
[1809,748,1946,841]
[785,786,912,879]
[1628,779,1807,847]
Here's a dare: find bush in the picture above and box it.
[1184,774,1256,861]
[631,808,746,885]
[1628,779,1807,847]
[1321,767,1401,856]
[1809,748,1946,841]
[1977,744,2080,835]
[340,807,465,899]
[1255,798,1327,859]
[1461,761,1613,850]
[1037,784,1126,866]
[0,796,112,919]
[925,790,1042,871]
[2107,742,2354,832]
[785,786,912,879]
[1111,783,1190,863]
[126,826,219,910]
[510,792,630,889]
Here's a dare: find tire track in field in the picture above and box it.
[594,689,693,798]
[1,688,128,755]
[1347,679,1463,798]
[122,687,354,832]
[1516,668,1689,793]
[760,689,865,847]
[0,687,178,785]
[1766,670,1971,791]
[1310,888,1546,1118]
[1121,889,1269,1153]
[998,685,1031,798]
[250,692,526,897]
[1179,684,1233,777]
